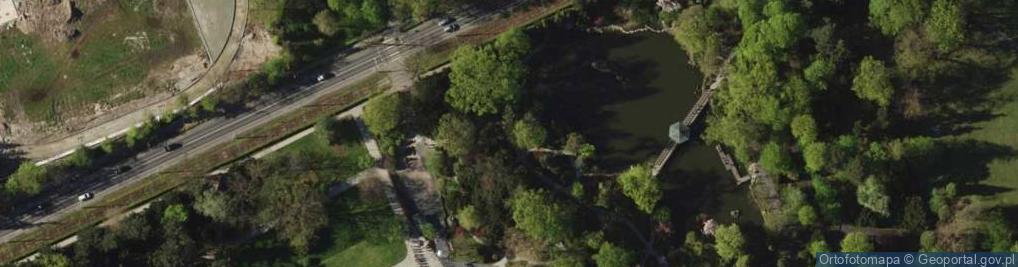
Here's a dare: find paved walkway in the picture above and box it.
[31,0,249,163]
[395,238,444,267]
[185,0,236,61]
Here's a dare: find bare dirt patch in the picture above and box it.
[15,0,79,43]
[0,0,201,144]
[224,25,280,83]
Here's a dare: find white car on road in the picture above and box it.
[77,192,93,202]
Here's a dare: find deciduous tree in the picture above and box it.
[258,173,327,254]
[161,204,189,225]
[674,5,723,74]
[511,114,547,150]
[715,224,747,263]
[435,113,476,157]
[799,205,818,226]
[457,205,481,231]
[364,93,407,155]
[760,142,794,177]
[34,252,70,267]
[617,164,661,214]
[446,33,527,116]
[791,114,818,145]
[313,10,342,36]
[510,188,574,243]
[5,162,49,195]
[593,242,634,267]
[840,232,873,252]
[869,0,928,35]
[925,0,965,52]
[803,142,828,173]
[857,176,890,216]
[852,56,895,107]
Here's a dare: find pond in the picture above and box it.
[530,28,762,228]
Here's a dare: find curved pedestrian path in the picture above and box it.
[29,0,249,163]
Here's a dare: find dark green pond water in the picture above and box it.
[532,29,761,226]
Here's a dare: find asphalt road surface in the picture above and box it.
[0,4,511,247]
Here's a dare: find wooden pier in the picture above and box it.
[716,145,750,185]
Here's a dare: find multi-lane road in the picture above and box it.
[0,4,507,248]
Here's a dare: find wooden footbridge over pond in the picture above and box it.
[650,56,748,185]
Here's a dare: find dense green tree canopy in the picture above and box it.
[389,0,442,21]
[930,182,957,220]
[457,205,481,230]
[791,114,819,145]
[803,142,829,173]
[328,0,389,29]
[363,93,406,138]
[593,242,635,267]
[364,93,408,155]
[258,173,327,254]
[674,5,723,74]
[895,29,944,81]
[920,231,940,252]
[150,225,198,267]
[813,178,843,223]
[798,205,818,226]
[925,0,965,52]
[194,191,232,223]
[511,114,547,150]
[840,232,874,252]
[161,204,189,224]
[495,28,531,59]
[715,224,747,262]
[857,176,891,216]
[446,30,529,116]
[736,0,763,30]
[66,146,94,169]
[617,164,661,214]
[34,252,71,267]
[809,239,830,256]
[737,11,806,63]
[5,162,49,195]
[804,56,835,90]
[868,0,928,35]
[313,10,341,36]
[435,113,477,157]
[760,142,795,177]
[852,56,895,107]
[510,188,574,243]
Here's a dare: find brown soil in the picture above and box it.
[224,25,281,83]
[16,0,78,43]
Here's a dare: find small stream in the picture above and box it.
[531,29,761,228]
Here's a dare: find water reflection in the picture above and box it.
[532,29,761,227]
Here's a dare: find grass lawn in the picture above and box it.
[0,0,199,122]
[268,118,374,183]
[234,188,406,267]
[958,67,1018,208]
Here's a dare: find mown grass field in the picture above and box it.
[0,0,199,122]
[269,118,374,183]
[235,188,406,267]
[962,67,1018,208]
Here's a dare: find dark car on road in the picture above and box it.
[164,143,183,152]
[112,165,132,175]
[443,23,460,33]
[437,17,455,27]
